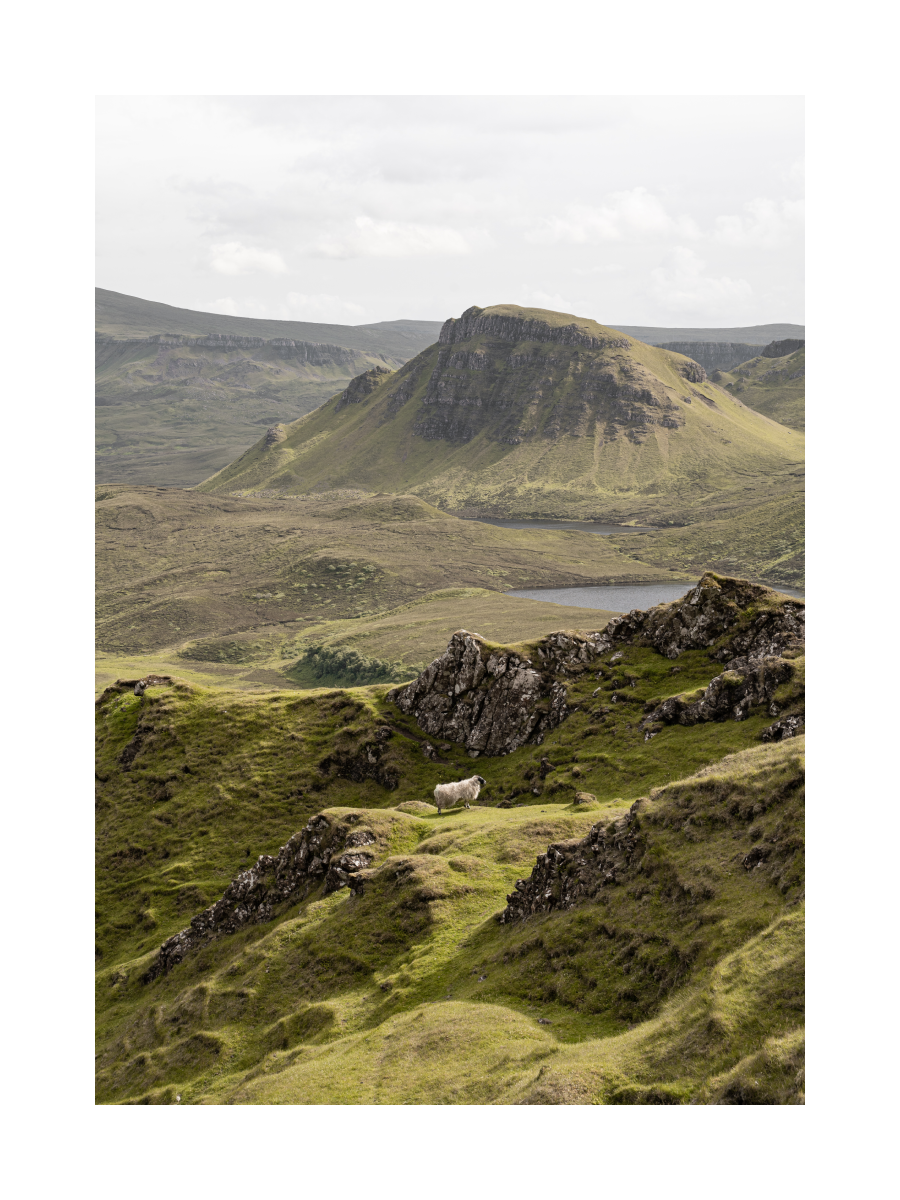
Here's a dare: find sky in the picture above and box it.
[96,96,804,329]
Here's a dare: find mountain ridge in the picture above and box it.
[197,303,804,529]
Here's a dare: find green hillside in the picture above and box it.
[96,338,400,488]
[713,346,805,432]
[197,304,804,529]
[95,576,805,1104]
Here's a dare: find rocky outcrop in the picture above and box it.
[387,629,605,757]
[337,365,393,407]
[642,655,800,736]
[146,812,379,979]
[499,802,645,922]
[96,332,367,369]
[591,574,804,664]
[438,306,630,352]
[264,424,287,447]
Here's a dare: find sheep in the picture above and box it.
[433,775,486,814]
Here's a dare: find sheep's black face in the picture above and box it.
[475,775,487,786]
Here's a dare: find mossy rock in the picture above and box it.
[395,800,437,814]
[568,791,602,811]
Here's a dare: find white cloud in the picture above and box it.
[648,247,753,317]
[207,241,288,275]
[714,198,804,247]
[525,188,700,245]
[307,216,478,259]
[282,292,366,322]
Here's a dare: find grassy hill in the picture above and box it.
[96,290,444,487]
[95,577,804,1104]
[713,346,805,432]
[197,304,805,530]
[96,484,679,673]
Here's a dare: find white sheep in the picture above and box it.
[433,775,486,814]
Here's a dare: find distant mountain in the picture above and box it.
[712,344,805,432]
[96,288,444,359]
[95,289,445,487]
[616,322,805,346]
[198,303,805,530]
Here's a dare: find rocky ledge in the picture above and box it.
[337,365,393,407]
[438,305,630,352]
[146,812,379,979]
[387,628,605,757]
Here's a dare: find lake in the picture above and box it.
[506,581,805,612]
[463,517,657,535]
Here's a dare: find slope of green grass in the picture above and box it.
[713,348,805,431]
[196,304,804,529]
[95,654,804,1105]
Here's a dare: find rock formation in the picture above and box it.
[146,811,381,979]
[388,628,605,756]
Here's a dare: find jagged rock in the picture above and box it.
[387,628,605,756]
[761,714,805,742]
[337,365,393,408]
[642,655,798,730]
[499,802,645,923]
[264,424,287,447]
[591,573,804,663]
[146,813,378,979]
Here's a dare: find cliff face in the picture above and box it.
[388,629,605,756]
[404,307,685,446]
[655,341,761,373]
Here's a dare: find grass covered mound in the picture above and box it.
[96,576,804,1104]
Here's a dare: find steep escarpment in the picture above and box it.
[196,303,804,528]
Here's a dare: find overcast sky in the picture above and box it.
[96,96,803,329]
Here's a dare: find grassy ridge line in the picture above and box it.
[96,486,680,656]
[96,288,444,359]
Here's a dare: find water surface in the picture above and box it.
[506,581,804,613]
[462,517,656,535]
